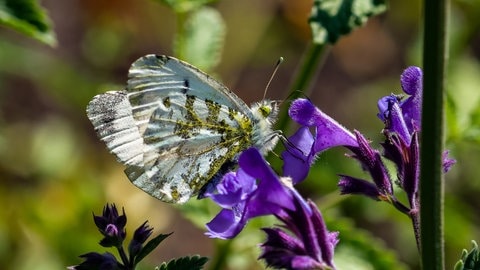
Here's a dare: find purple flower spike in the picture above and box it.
[289,99,358,153]
[377,66,423,136]
[259,191,338,270]
[205,148,295,239]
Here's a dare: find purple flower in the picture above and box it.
[377,66,422,135]
[286,66,455,217]
[128,221,154,259]
[288,98,396,204]
[206,148,338,268]
[205,148,295,239]
[284,99,359,184]
[72,204,167,270]
[259,192,338,270]
[288,98,358,153]
[93,204,127,248]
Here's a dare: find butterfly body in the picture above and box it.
[87,55,278,203]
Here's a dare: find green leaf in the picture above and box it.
[0,0,56,46]
[157,255,208,270]
[309,0,387,44]
[153,0,218,13]
[134,233,173,266]
[454,241,480,270]
[174,7,225,72]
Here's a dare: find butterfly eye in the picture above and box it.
[259,105,272,118]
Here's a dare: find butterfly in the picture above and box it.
[86,55,279,203]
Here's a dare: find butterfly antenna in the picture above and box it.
[263,57,284,100]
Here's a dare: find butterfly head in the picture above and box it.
[250,100,279,154]
[251,99,279,125]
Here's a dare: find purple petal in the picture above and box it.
[260,227,309,269]
[288,98,323,126]
[377,95,399,122]
[400,66,423,132]
[240,148,296,213]
[308,200,337,267]
[404,132,420,207]
[288,99,358,152]
[442,150,456,173]
[386,101,411,144]
[351,131,393,195]
[206,148,297,239]
[282,127,315,184]
[205,208,246,239]
[338,175,382,200]
[207,170,256,208]
[291,256,326,269]
[261,227,305,253]
[400,66,422,96]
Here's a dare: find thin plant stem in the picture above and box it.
[275,43,329,133]
[420,0,449,268]
[174,11,188,59]
[117,245,131,269]
[208,239,233,270]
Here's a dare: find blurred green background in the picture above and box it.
[0,0,479,269]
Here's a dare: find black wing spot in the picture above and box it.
[182,79,190,94]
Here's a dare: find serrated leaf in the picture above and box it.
[157,255,208,270]
[454,241,480,270]
[0,0,56,46]
[309,0,387,44]
[134,233,173,266]
[153,0,218,13]
[175,7,225,72]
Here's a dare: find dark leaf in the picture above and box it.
[454,241,480,270]
[0,0,56,45]
[133,232,173,265]
[309,0,387,44]
[157,255,209,270]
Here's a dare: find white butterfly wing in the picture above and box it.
[124,91,252,203]
[127,55,252,135]
[87,55,254,203]
[87,91,144,166]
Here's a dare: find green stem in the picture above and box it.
[207,239,233,270]
[420,0,449,268]
[275,43,329,133]
[174,11,188,59]
[117,245,131,269]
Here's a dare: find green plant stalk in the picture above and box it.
[207,239,233,270]
[420,0,449,268]
[275,43,329,133]
[174,11,188,59]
